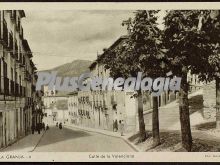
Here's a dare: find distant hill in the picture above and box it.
[42,59,92,77]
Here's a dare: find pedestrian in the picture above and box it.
[31,125,35,134]
[37,123,41,134]
[39,123,42,131]
[59,122,62,129]
[42,122,45,130]
[119,120,125,136]
[113,120,118,132]
[115,120,118,132]
[46,124,49,130]
[113,120,115,132]
[56,122,58,127]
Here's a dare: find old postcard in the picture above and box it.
[0,2,219,162]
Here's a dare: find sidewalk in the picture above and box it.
[64,124,140,152]
[1,131,45,152]
[193,129,220,142]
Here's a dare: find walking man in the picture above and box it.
[119,120,125,136]
[113,119,118,132]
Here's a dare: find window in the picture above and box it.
[11,68,13,80]
[15,72,17,83]
[168,90,170,101]
[0,59,1,92]
[19,75,21,86]
[3,61,7,78]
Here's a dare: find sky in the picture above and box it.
[22,10,135,71]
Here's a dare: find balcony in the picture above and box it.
[24,71,31,82]
[4,77,9,96]
[32,85,36,93]
[20,86,23,97]
[10,80,15,96]
[21,86,26,97]
[22,56,26,66]
[18,52,22,64]
[15,83,20,97]
[14,43,19,61]
[10,10,16,21]
[0,19,8,46]
[8,32,13,50]
[19,26,23,39]
[0,76,2,95]
[26,97,32,106]
[20,85,26,97]
[19,85,21,97]
[30,98,33,105]
[3,20,8,46]
[16,18,21,31]
[23,87,26,97]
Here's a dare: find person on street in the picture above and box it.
[37,123,41,134]
[113,119,118,132]
[56,122,58,127]
[46,124,49,130]
[116,120,118,132]
[42,122,45,130]
[31,125,35,134]
[119,120,125,136]
[59,122,62,129]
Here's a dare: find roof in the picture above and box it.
[89,35,128,70]
[30,60,37,71]
[30,60,34,66]
[22,39,33,58]
[33,66,37,71]
[89,61,97,70]
[108,35,128,50]
[19,10,26,18]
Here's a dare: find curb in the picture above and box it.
[121,137,141,152]
[31,131,46,152]
[64,125,141,152]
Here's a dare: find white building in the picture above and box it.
[67,92,78,125]
[0,10,38,148]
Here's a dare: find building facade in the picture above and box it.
[42,85,69,123]
[67,92,79,125]
[66,35,205,134]
[0,10,40,148]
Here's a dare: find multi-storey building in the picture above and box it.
[74,36,138,133]
[67,92,79,125]
[42,85,68,110]
[42,85,69,123]
[71,35,199,134]
[31,68,43,130]
[0,10,39,148]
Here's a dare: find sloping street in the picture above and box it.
[2,126,135,152]
[34,126,135,152]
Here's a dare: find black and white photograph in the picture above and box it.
[0,2,219,162]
